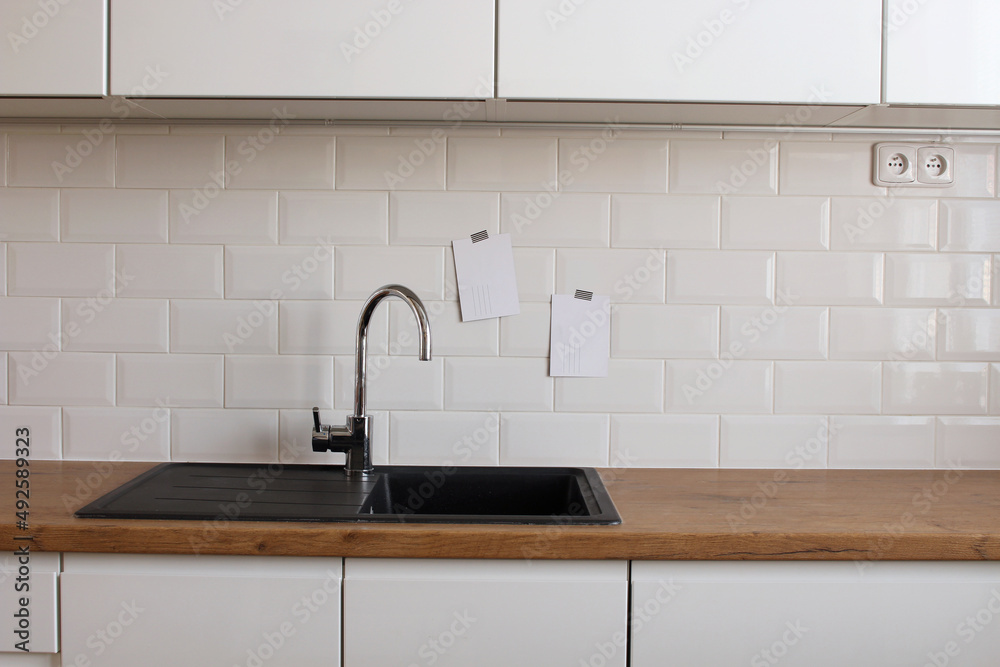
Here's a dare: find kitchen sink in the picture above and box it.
[75,463,621,525]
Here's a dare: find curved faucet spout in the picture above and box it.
[354,284,432,418]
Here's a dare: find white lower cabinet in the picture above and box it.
[344,558,628,667]
[631,561,1000,667]
[0,552,59,655]
[60,554,342,667]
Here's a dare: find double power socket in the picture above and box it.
[873,143,955,187]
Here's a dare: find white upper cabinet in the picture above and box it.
[110,0,495,98]
[497,0,882,104]
[0,0,106,95]
[886,0,1000,105]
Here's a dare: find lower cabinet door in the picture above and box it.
[631,561,1000,667]
[1,552,59,654]
[61,554,342,667]
[344,558,628,667]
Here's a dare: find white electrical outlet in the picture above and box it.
[874,144,915,184]
[916,146,955,185]
[873,143,955,187]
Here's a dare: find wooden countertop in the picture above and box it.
[3,461,999,560]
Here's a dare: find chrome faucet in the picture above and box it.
[312,284,432,475]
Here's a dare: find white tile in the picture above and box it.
[334,247,444,300]
[444,358,552,411]
[669,139,777,195]
[611,194,719,249]
[0,407,61,459]
[512,248,555,302]
[828,416,935,468]
[937,418,1000,468]
[939,200,1000,252]
[279,300,388,355]
[63,407,170,461]
[171,300,278,354]
[335,356,443,411]
[721,196,829,250]
[116,134,224,188]
[0,298,59,350]
[8,243,114,297]
[895,143,996,199]
[279,191,387,245]
[721,306,828,360]
[278,409,388,466]
[721,415,829,468]
[777,252,883,306]
[556,360,664,413]
[612,305,719,359]
[223,134,335,190]
[226,245,333,300]
[829,308,936,361]
[559,138,667,193]
[61,299,168,352]
[117,244,223,298]
[60,189,168,243]
[610,415,718,468]
[500,413,609,467]
[774,361,881,414]
[779,142,885,196]
[939,309,1000,361]
[0,188,59,241]
[337,136,444,190]
[993,364,1000,415]
[884,253,992,306]
[499,302,551,357]
[557,249,665,303]
[390,411,499,465]
[170,190,277,244]
[171,409,278,462]
[9,352,114,406]
[117,354,223,408]
[447,137,557,191]
[390,300,497,356]
[226,356,333,409]
[390,192,499,245]
[883,362,988,415]
[665,360,772,414]
[7,133,115,187]
[667,250,773,305]
[830,197,936,251]
[501,193,609,247]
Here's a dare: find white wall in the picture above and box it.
[1,123,998,470]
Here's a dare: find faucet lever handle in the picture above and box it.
[312,406,322,431]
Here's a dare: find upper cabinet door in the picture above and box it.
[498,0,881,104]
[886,0,1000,105]
[110,0,494,98]
[0,0,106,95]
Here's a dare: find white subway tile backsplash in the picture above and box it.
[993,364,1000,415]
[556,360,664,413]
[828,416,935,468]
[829,308,936,361]
[445,358,552,411]
[116,135,224,188]
[774,361,881,414]
[60,189,168,243]
[883,362,988,415]
[336,356,443,411]
[936,418,1000,468]
[63,407,170,461]
[829,197,936,251]
[391,191,499,245]
[939,200,1000,252]
[169,190,277,244]
[499,302,550,357]
[171,409,277,462]
[278,409,388,465]
[226,245,333,300]
[279,191,387,245]
[0,188,59,241]
[666,360,772,414]
[447,137,557,191]
[170,300,277,354]
[779,142,884,196]
[669,140,777,195]
[667,251,773,305]
[500,412,609,466]
[337,136,444,190]
[279,300,387,355]
[226,135,335,190]
[938,309,1000,361]
[512,248,555,302]
[7,134,115,187]
[118,244,223,299]
[721,415,828,468]
[558,138,667,193]
[61,299,168,352]
[501,193,609,247]
[721,196,829,250]
[8,243,113,297]
[557,249,665,303]
[721,307,828,360]
[0,407,61,459]
[884,253,992,306]
[391,411,499,465]
[0,298,59,350]
[117,354,223,408]
[610,415,718,468]
[334,246,443,300]
[9,352,114,406]
[777,252,883,306]
[611,194,719,249]
[226,356,333,409]
[612,305,719,359]
[390,300,497,356]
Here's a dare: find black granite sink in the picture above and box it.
[75,462,621,525]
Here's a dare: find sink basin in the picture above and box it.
[75,463,620,525]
